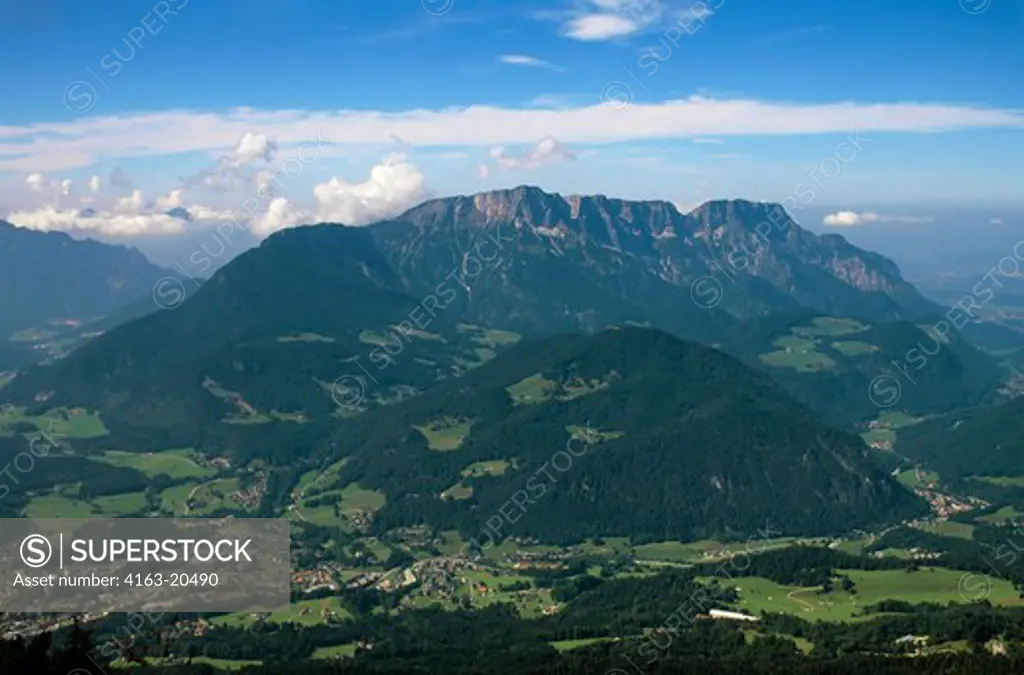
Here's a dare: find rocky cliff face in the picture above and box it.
[368,186,933,342]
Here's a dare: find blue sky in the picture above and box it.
[0,0,1022,244]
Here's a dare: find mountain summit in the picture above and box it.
[369,187,933,340]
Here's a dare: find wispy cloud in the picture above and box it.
[499,54,565,72]
[481,136,577,177]
[2,97,1023,172]
[823,211,934,227]
[550,0,720,41]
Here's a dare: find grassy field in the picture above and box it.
[24,492,98,518]
[974,475,1024,487]
[23,488,147,518]
[759,335,837,373]
[338,483,386,512]
[440,482,474,500]
[877,411,921,427]
[277,333,336,343]
[212,597,353,628]
[312,643,358,659]
[414,417,473,450]
[296,481,386,526]
[462,459,512,477]
[0,406,108,438]
[635,538,802,564]
[831,341,878,356]
[506,373,558,404]
[93,449,215,480]
[792,317,869,337]
[712,567,1023,622]
[897,468,940,489]
[117,656,262,671]
[916,520,975,540]
[292,458,350,499]
[978,505,1024,524]
[187,478,243,515]
[159,483,195,515]
[550,637,616,652]
[457,323,522,348]
[10,328,57,342]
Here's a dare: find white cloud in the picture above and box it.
[115,189,145,213]
[555,0,710,41]
[313,153,428,227]
[823,211,934,227]
[692,137,723,144]
[183,130,279,191]
[563,13,639,40]
[87,175,101,193]
[26,173,46,192]
[6,206,187,236]
[253,197,308,238]
[60,179,73,197]
[2,98,1023,172]
[233,131,278,165]
[487,135,577,171]
[155,189,184,210]
[991,218,1004,225]
[499,54,564,71]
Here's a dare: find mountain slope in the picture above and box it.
[896,396,1024,479]
[720,311,1005,425]
[367,187,935,344]
[1,225,517,453]
[329,328,927,543]
[0,221,170,334]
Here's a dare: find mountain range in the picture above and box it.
[0,187,1018,540]
[3,187,1011,429]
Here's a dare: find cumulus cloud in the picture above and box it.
[823,211,934,227]
[26,173,46,192]
[252,197,309,238]
[233,131,278,165]
[2,98,1022,172]
[155,189,184,210]
[313,153,428,226]
[499,54,564,71]
[7,181,240,237]
[486,136,577,171]
[114,189,145,213]
[183,130,280,191]
[564,14,638,40]
[87,175,101,193]
[6,205,187,236]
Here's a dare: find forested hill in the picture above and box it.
[330,327,927,543]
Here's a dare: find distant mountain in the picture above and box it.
[331,328,927,543]
[0,221,171,335]
[367,187,936,343]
